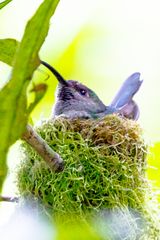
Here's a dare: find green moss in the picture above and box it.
[16,115,160,237]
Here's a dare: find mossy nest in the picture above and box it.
[17,114,160,237]
[17,115,148,215]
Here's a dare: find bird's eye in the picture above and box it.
[79,89,87,96]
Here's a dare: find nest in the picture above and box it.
[16,114,160,238]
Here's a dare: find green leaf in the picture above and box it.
[0,0,12,9]
[147,142,160,189]
[0,39,19,66]
[27,83,48,114]
[0,0,60,192]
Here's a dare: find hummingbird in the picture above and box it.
[40,60,143,120]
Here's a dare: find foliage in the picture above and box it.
[0,0,60,192]
[0,39,19,65]
[0,0,12,9]
[147,142,160,202]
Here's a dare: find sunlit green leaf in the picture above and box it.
[147,142,160,202]
[0,38,19,66]
[0,0,12,9]
[0,0,60,192]
[27,83,48,114]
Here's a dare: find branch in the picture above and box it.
[0,195,19,203]
[22,124,64,172]
[0,0,60,192]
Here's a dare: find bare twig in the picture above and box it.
[22,124,64,172]
[0,195,19,203]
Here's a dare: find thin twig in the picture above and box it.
[0,195,19,203]
[22,124,64,172]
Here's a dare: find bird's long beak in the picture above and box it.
[40,60,68,86]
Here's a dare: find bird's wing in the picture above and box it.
[118,100,140,120]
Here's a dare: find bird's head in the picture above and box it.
[41,61,106,118]
[55,80,106,116]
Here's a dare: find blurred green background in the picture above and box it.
[0,0,160,224]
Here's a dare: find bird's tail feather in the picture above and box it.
[110,72,143,109]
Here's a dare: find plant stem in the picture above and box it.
[22,124,64,172]
[0,195,19,203]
